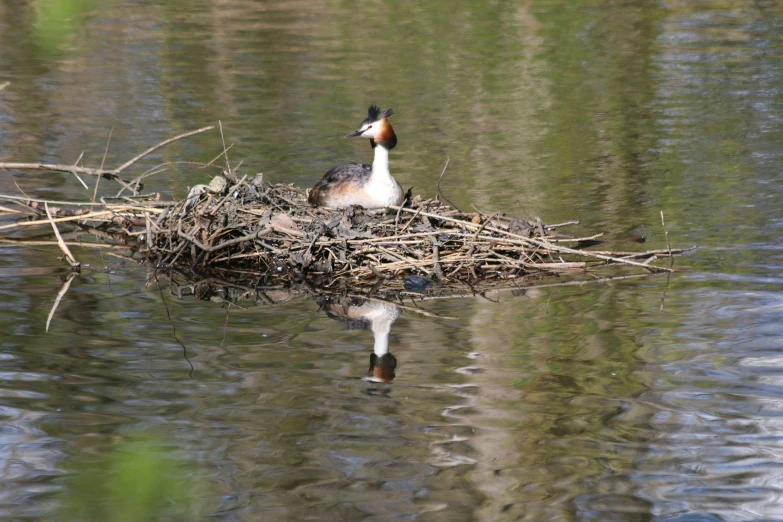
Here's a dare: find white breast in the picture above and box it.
[364,145,403,207]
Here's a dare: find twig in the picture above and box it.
[392,206,675,272]
[145,212,153,250]
[205,144,234,168]
[0,161,122,180]
[394,201,405,232]
[14,181,30,199]
[660,210,673,269]
[218,121,238,183]
[545,233,603,243]
[46,272,78,332]
[115,126,215,173]
[153,272,194,378]
[177,222,272,253]
[0,205,26,214]
[472,213,497,240]
[92,127,114,203]
[431,237,444,280]
[435,157,459,209]
[659,210,674,310]
[399,206,422,234]
[0,210,116,232]
[219,121,231,174]
[44,203,80,269]
[545,220,580,229]
[0,194,139,207]
[117,161,223,198]
[71,151,89,189]
[0,238,133,250]
[0,126,215,186]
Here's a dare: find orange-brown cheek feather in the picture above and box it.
[375,119,394,143]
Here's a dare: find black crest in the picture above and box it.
[365,105,394,125]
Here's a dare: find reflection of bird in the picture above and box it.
[308,105,403,209]
[323,299,401,382]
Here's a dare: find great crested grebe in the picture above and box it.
[308,105,404,209]
[323,299,401,382]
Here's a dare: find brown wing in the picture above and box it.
[308,163,371,206]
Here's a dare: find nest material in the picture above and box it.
[134,173,682,291]
[0,127,689,299]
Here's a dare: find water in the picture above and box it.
[1,0,783,520]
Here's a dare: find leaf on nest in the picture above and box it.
[271,213,299,234]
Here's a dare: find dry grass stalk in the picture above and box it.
[44,203,80,269]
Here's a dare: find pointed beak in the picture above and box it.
[343,129,363,138]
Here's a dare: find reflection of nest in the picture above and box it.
[0,127,691,297]
[161,268,667,320]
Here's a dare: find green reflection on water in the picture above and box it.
[56,434,205,522]
[33,0,94,53]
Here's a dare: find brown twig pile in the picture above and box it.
[0,126,691,296]
[148,175,686,283]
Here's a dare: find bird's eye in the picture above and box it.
[367,125,373,129]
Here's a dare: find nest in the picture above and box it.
[145,174,682,285]
[0,127,690,303]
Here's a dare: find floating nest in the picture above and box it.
[0,127,691,303]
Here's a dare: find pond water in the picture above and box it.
[1,0,783,520]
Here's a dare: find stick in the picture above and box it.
[44,203,80,268]
[660,211,670,252]
[398,206,422,234]
[0,205,26,214]
[0,210,117,232]
[435,157,458,209]
[114,126,215,173]
[146,212,153,250]
[0,126,213,186]
[178,222,272,253]
[46,272,77,332]
[545,220,580,229]
[0,162,120,179]
[431,237,444,279]
[219,121,231,174]
[205,143,234,168]
[472,213,497,240]
[387,205,674,271]
[71,151,89,189]
[93,127,114,202]
[660,210,674,269]
[115,161,223,198]
[0,238,133,249]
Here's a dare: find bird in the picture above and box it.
[308,105,403,209]
[322,299,401,382]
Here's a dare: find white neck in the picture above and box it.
[365,143,402,208]
[371,145,390,179]
[372,321,391,356]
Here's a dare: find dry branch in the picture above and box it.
[0,126,214,196]
[45,203,80,269]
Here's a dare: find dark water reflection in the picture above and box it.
[2,0,783,520]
